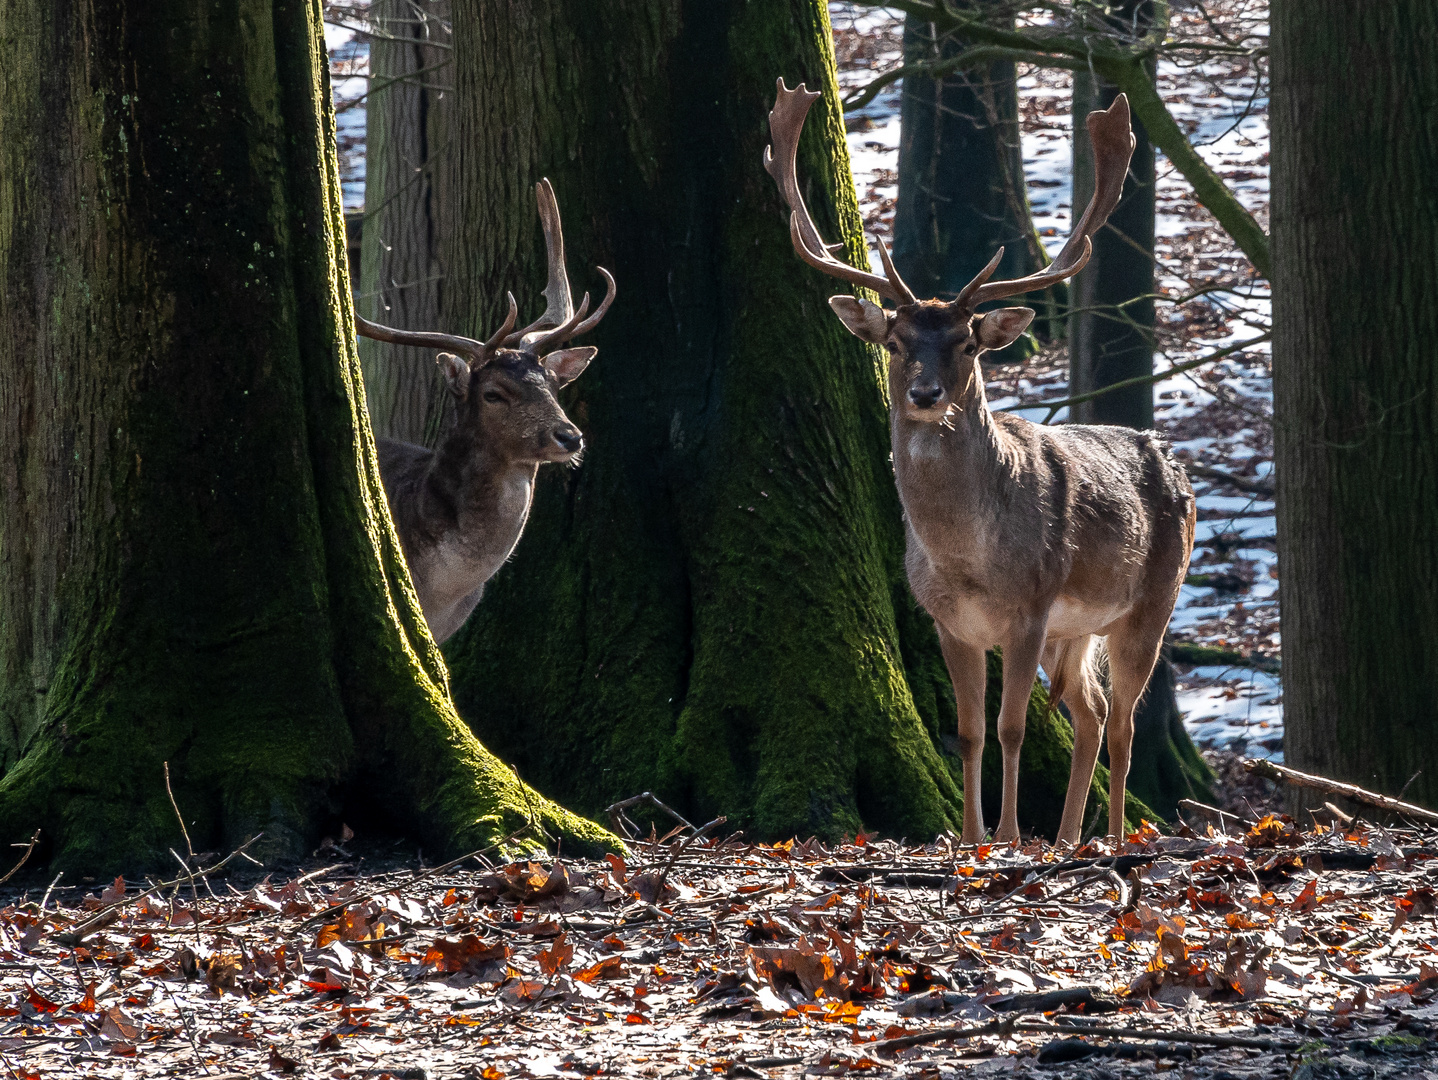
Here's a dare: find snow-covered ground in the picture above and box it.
[327,2,1280,761]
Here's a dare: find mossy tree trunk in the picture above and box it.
[892,7,1059,356]
[1067,6,1214,820]
[0,0,613,873]
[1272,0,1438,809]
[437,0,1144,843]
[358,0,455,446]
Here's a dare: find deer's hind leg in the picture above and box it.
[1042,636,1108,846]
[1104,612,1169,841]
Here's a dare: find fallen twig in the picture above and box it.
[52,834,262,946]
[869,1019,1008,1055]
[1178,798,1252,829]
[1038,1037,1198,1063]
[299,831,529,929]
[985,987,1123,1014]
[650,817,726,900]
[605,792,695,841]
[0,830,40,886]
[39,871,62,915]
[1018,1019,1298,1051]
[1246,759,1438,824]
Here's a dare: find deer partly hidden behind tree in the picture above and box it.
[765,81,1194,846]
[355,180,615,644]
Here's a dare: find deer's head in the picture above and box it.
[356,179,615,465]
[435,342,592,465]
[764,79,1135,424]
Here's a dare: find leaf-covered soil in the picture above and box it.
[6,807,1438,1078]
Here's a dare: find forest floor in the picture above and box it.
[6,814,1438,1078]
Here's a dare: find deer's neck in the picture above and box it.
[890,378,1012,554]
[426,435,538,580]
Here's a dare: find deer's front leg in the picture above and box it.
[937,628,987,845]
[995,621,1047,843]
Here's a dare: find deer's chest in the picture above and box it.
[905,534,1010,647]
[474,475,534,575]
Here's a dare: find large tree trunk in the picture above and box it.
[438,0,1147,843]
[0,0,613,872]
[1272,1,1438,808]
[358,0,455,446]
[892,9,1058,355]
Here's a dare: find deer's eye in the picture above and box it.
[482,390,506,405]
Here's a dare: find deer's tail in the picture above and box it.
[1047,635,1109,725]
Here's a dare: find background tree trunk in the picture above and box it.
[1272,1,1438,809]
[892,9,1058,356]
[1067,10,1213,819]
[1069,59,1156,430]
[358,0,455,446]
[438,0,1149,843]
[0,0,611,872]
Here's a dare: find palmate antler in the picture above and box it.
[764,78,917,305]
[764,78,1136,311]
[355,179,616,363]
[954,94,1135,309]
[504,179,617,353]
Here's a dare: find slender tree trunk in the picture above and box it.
[358,0,455,446]
[1066,9,1213,818]
[892,9,1058,354]
[438,0,1148,843]
[0,0,612,872]
[1272,1,1438,808]
[1069,59,1156,429]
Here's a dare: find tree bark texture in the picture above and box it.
[1272,1,1438,807]
[892,10,1057,354]
[1068,55,1157,430]
[1067,14,1212,817]
[358,0,455,446]
[436,0,1148,843]
[0,0,613,871]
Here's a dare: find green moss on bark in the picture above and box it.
[0,0,616,872]
[441,0,962,843]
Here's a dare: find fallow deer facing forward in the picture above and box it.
[765,81,1194,845]
[356,180,615,643]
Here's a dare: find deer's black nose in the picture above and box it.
[908,385,943,410]
[552,426,583,454]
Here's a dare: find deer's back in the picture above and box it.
[376,437,444,547]
[905,415,1192,645]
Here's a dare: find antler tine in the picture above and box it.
[355,312,491,363]
[764,78,916,306]
[874,234,916,305]
[510,178,576,346]
[954,94,1136,309]
[568,266,616,338]
[953,247,1005,308]
[527,291,592,355]
[482,293,520,353]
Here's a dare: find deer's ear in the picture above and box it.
[541,346,596,387]
[973,307,1035,352]
[829,295,890,344]
[437,352,471,400]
